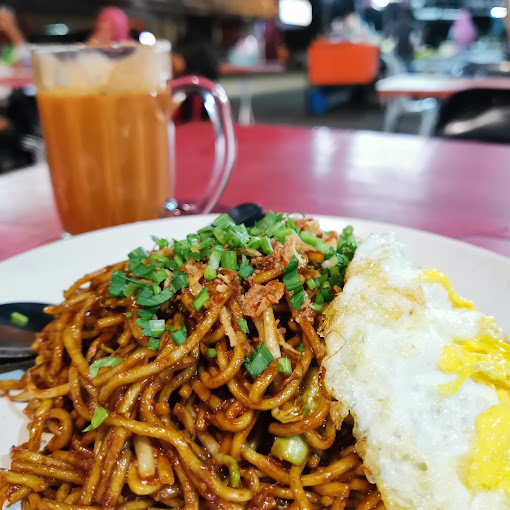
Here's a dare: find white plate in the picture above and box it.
[1,214,509,505]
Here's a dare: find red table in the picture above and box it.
[2,123,510,261]
[0,70,33,89]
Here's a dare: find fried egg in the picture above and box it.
[322,233,510,510]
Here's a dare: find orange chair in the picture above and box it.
[307,39,380,86]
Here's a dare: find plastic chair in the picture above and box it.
[434,88,510,144]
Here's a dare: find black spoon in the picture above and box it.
[0,203,265,366]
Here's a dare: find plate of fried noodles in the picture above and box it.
[0,212,509,510]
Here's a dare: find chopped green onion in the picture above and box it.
[306,279,317,291]
[209,249,223,270]
[149,319,166,338]
[315,293,325,305]
[108,270,131,297]
[207,348,217,358]
[136,286,175,307]
[170,270,188,292]
[173,253,185,268]
[259,236,273,255]
[82,407,109,432]
[135,318,151,336]
[130,261,156,279]
[226,227,250,248]
[248,237,261,250]
[249,210,283,236]
[271,435,309,466]
[238,265,254,280]
[319,288,334,302]
[147,337,161,350]
[289,289,306,310]
[128,247,149,268]
[277,357,292,376]
[151,268,168,284]
[174,239,192,262]
[328,265,340,276]
[10,312,28,327]
[283,270,302,293]
[282,256,299,274]
[171,325,187,346]
[298,343,304,354]
[274,228,294,245]
[311,303,324,313]
[286,217,300,232]
[244,343,274,379]
[89,357,122,378]
[125,312,133,318]
[237,318,249,334]
[213,213,235,228]
[123,282,139,298]
[302,368,320,416]
[221,251,237,271]
[204,266,217,281]
[151,235,168,249]
[137,309,153,319]
[322,254,338,269]
[193,288,210,311]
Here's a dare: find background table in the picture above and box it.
[2,122,510,261]
[376,74,510,135]
[218,62,284,125]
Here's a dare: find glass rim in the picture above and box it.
[31,39,171,56]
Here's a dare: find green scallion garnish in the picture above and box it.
[193,288,210,311]
[10,312,28,327]
[207,348,217,358]
[238,265,254,280]
[221,251,237,271]
[89,357,122,378]
[82,407,109,432]
[146,337,161,350]
[171,326,187,346]
[204,266,217,281]
[277,357,292,376]
[237,318,249,334]
[244,343,274,379]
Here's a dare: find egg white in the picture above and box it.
[323,233,510,510]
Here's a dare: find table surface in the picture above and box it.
[218,61,285,76]
[2,122,510,261]
[376,73,510,99]
[0,69,33,89]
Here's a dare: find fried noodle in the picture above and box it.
[0,214,384,510]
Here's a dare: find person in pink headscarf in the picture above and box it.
[449,9,477,49]
[88,7,132,46]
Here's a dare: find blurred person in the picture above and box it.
[172,16,219,123]
[0,7,30,130]
[449,9,476,50]
[385,3,417,70]
[88,7,132,46]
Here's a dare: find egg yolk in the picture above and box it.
[420,269,474,309]
[430,274,510,498]
[466,403,510,493]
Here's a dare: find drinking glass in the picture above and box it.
[32,41,235,235]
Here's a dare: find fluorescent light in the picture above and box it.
[371,0,389,10]
[46,23,69,36]
[279,0,312,27]
[490,6,507,18]
[139,31,156,45]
